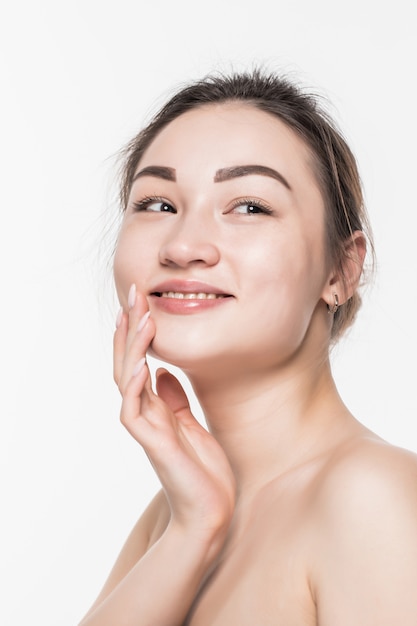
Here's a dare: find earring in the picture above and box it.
[327,293,339,315]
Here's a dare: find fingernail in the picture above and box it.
[132,357,146,377]
[128,284,136,309]
[116,307,123,328]
[137,311,150,332]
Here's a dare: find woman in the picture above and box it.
[79,70,417,625]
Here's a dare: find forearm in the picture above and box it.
[79,523,223,626]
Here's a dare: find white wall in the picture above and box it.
[1,1,415,624]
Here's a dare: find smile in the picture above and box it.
[156,291,228,300]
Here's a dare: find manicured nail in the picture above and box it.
[116,307,123,328]
[128,284,136,309]
[137,311,150,332]
[132,357,146,377]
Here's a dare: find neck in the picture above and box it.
[186,353,354,497]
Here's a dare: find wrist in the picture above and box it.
[165,517,230,568]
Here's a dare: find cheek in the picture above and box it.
[246,229,327,322]
[246,229,313,287]
[113,252,129,308]
[113,230,144,307]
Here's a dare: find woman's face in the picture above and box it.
[114,103,333,373]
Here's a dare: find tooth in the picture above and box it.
[159,291,226,299]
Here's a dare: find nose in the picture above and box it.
[159,214,220,269]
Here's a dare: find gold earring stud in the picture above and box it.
[327,293,339,315]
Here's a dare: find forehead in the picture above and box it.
[137,103,316,181]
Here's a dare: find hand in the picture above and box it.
[113,286,236,541]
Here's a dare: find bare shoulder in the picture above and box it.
[83,490,170,617]
[112,488,171,570]
[314,435,417,514]
[140,488,171,547]
[310,435,417,625]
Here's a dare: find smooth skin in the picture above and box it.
[79,104,417,626]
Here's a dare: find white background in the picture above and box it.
[0,1,416,624]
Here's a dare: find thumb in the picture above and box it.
[155,368,191,417]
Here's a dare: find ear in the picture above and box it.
[322,230,367,308]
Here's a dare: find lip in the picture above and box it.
[149,280,234,314]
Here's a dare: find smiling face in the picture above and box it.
[114,103,334,375]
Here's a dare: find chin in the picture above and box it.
[148,334,239,376]
[147,337,204,370]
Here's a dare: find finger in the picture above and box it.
[125,288,150,356]
[119,360,150,437]
[155,369,192,419]
[121,363,167,444]
[113,309,128,385]
[114,282,146,386]
[119,316,156,393]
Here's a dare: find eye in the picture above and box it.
[131,196,177,213]
[229,198,273,216]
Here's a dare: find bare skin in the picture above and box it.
[79,104,417,625]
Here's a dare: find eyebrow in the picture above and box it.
[132,163,291,190]
[214,165,291,190]
[132,165,176,182]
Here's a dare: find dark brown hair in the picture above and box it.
[118,69,374,340]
